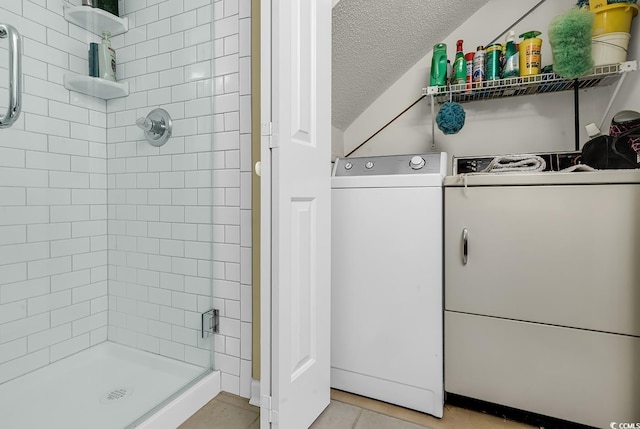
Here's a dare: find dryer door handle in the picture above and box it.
[462,228,468,265]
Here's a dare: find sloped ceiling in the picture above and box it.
[332,0,490,130]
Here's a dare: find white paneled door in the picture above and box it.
[260,0,331,428]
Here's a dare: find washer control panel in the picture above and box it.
[333,153,443,176]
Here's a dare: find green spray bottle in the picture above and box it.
[430,43,448,86]
[502,30,519,78]
[452,39,466,85]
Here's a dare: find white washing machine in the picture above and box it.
[330,153,446,418]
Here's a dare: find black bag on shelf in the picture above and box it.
[581,126,640,170]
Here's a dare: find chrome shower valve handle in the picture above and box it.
[136,108,172,147]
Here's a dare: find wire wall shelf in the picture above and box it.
[423,61,638,104]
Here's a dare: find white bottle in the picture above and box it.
[98,32,116,81]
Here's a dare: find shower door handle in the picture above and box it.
[0,24,21,129]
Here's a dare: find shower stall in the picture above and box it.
[0,0,248,427]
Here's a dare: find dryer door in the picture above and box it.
[445,183,640,335]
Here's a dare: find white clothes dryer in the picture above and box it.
[330,153,446,418]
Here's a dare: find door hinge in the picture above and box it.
[201,309,219,338]
[261,395,279,424]
[261,121,279,148]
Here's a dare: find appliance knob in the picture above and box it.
[344,162,353,170]
[365,161,374,169]
[409,156,426,170]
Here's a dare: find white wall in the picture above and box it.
[0,0,253,399]
[340,0,640,169]
[332,125,344,160]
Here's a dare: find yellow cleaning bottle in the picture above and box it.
[519,31,542,76]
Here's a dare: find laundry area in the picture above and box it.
[330,0,640,428]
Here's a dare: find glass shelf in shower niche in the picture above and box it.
[64,5,128,37]
[64,74,129,100]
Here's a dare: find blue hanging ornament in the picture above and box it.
[436,101,466,135]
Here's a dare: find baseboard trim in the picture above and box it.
[249,378,260,407]
[137,370,221,429]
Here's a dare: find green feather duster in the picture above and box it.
[549,8,595,78]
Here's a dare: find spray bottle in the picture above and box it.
[452,39,466,85]
[519,31,542,76]
[502,31,519,78]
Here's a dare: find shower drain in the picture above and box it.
[99,386,134,404]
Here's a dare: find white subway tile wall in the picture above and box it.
[0,0,251,398]
[0,1,109,384]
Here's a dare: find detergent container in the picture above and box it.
[430,43,448,86]
[592,31,631,65]
[590,0,638,36]
[519,31,542,76]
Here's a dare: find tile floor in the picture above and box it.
[179,390,537,429]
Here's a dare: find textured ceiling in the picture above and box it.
[332,0,490,130]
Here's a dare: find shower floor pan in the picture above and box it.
[0,341,208,429]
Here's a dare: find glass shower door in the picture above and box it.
[94,0,218,423]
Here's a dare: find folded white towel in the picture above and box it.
[482,154,547,173]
